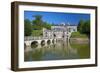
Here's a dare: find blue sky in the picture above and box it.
[24,11,90,25]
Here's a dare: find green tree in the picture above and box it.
[24,19,32,36]
[43,22,51,29]
[77,20,90,38]
[77,20,85,33]
[32,15,43,30]
[32,15,51,30]
[82,20,90,37]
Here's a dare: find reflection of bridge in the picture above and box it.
[24,36,57,47]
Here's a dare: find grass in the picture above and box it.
[32,30,43,36]
[71,32,88,38]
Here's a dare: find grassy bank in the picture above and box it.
[71,32,88,38]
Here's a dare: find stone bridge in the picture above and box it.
[24,36,57,47]
[24,31,72,47]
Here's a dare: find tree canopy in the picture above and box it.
[77,20,84,33]
[24,15,52,36]
[82,20,90,36]
[24,19,32,36]
[32,15,51,30]
[77,20,90,37]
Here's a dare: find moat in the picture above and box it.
[24,40,90,61]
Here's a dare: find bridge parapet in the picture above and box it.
[24,36,54,41]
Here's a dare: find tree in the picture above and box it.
[77,20,90,38]
[24,19,32,36]
[32,15,43,30]
[82,20,90,37]
[43,22,51,29]
[33,15,42,21]
[32,15,51,30]
[77,20,85,33]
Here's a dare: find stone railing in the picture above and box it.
[24,36,54,41]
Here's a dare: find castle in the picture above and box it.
[43,23,77,39]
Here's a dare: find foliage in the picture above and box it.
[24,15,52,36]
[32,30,43,36]
[32,15,43,25]
[71,32,87,38]
[82,20,90,36]
[32,25,43,30]
[32,15,51,30]
[24,19,32,36]
[32,15,43,30]
[77,20,90,37]
[77,20,84,33]
[42,22,51,29]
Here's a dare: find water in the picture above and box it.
[24,40,90,61]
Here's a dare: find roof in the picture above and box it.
[52,23,77,26]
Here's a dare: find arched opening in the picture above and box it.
[47,40,51,45]
[31,41,38,48]
[41,40,45,46]
[52,39,55,43]
[53,34,56,38]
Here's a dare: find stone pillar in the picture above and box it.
[24,41,31,46]
[43,28,47,38]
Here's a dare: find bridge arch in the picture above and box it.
[52,39,55,43]
[41,40,45,46]
[31,41,38,48]
[47,40,51,45]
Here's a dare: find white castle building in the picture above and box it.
[43,23,77,39]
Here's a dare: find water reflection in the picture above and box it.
[24,40,90,61]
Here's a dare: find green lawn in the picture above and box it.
[71,32,88,38]
[32,30,43,36]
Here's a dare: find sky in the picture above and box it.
[24,11,90,25]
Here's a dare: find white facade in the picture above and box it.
[67,26,77,32]
[43,23,77,39]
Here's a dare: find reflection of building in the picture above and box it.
[43,23,77,39]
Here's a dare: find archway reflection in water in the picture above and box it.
[24,40,90,61]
